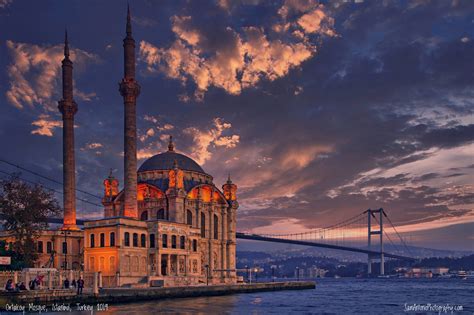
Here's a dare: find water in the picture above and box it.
[4,278,474,314]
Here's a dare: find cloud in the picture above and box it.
[139,2,335,100]
[30,114,62,137]
[184,118,240,164]
[6,40,99,111]
[0,0,12,8]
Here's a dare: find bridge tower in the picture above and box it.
[367,208,384,276]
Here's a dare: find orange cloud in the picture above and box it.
[139,3,335,100]
[184,118,240,165]
[31,114,62,137]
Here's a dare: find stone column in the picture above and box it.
[156,254,161,276]
[119,6,140,219]
[221,209,228,279]
[208,209,214,280]
[58,32,78,230]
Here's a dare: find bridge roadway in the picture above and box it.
[1,217,413,261]
[236,232,415,261]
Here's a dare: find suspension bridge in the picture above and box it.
[237,208,416,275]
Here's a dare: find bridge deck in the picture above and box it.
[236,233,415,261]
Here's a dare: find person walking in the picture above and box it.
[77,277,84,295]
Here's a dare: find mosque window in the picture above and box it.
[141,234,146,247]
[46,241,52,254]
[187,210,193,226]
[157,208,165,220]
[62,242,68,254]
[124,232,130,247]
[180,236,185,249]
[90,234,95,248]
[171,235,177,249]
[192,239,197,252]
[133,233,139,247]
[162,234,168,248]
[214,214,219,240]
[201,212,206,238]
[100,233,105,247]
[149,234,156,248]
[110,232,115,247]
[140,211,148,221]
[37,241,43,253]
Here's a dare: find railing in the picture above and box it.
[0,270,118,290]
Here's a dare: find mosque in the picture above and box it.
[0,7,238,287]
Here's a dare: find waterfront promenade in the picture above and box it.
[0,281,315,308]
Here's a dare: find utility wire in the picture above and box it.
[0,158,102,200]
[0,169,102,208]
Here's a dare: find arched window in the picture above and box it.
[157,208,165,220]
[90,234,95,248]
[46,241,52,254]
[149,234,156,248]
[162,234,168,248]
[110,232,115,247]
[213,214,219,240]
[180,236,185,249]
[141,234,146,247]
[133,233,138,247]
[192,239,197,252]
[140,211,148,221]
[171,235,177,249]
[186,210,193,226]
[124,232,130,247]
[201,212,206,237]
[100,233,105,247]
[37,241,43,253]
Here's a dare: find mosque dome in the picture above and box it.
[137,136,205,174]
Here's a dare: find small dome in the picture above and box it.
[138,151,205,174]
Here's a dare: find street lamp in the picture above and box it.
[60,231,71,270]
[271,265,276,282]
[245,265,249,283]
[254,268,259,283]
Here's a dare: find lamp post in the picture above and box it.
[60,231,71,270]
[296,267,300,281]
[245,265,249,283]
[271,265,276,282]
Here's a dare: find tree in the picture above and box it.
[0,174,61,268]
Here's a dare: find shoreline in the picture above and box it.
[0,281,316,308]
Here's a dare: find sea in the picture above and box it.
[2,278,473,314]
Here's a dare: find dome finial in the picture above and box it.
[108,168,114,178]
[168,135,175,151]
[227,173,232,184]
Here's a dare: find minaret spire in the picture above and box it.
[119,5,141,219]
[58,31,78,230]
[126,4,132,37]
[64,29,70,59]
[168,135,175,152]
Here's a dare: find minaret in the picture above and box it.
[58,30,78,230]
[119,5,141,218]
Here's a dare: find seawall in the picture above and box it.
[0,281,315,307]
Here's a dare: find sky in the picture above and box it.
[0,0,473,251]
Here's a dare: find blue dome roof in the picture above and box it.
[138,151,205,173]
